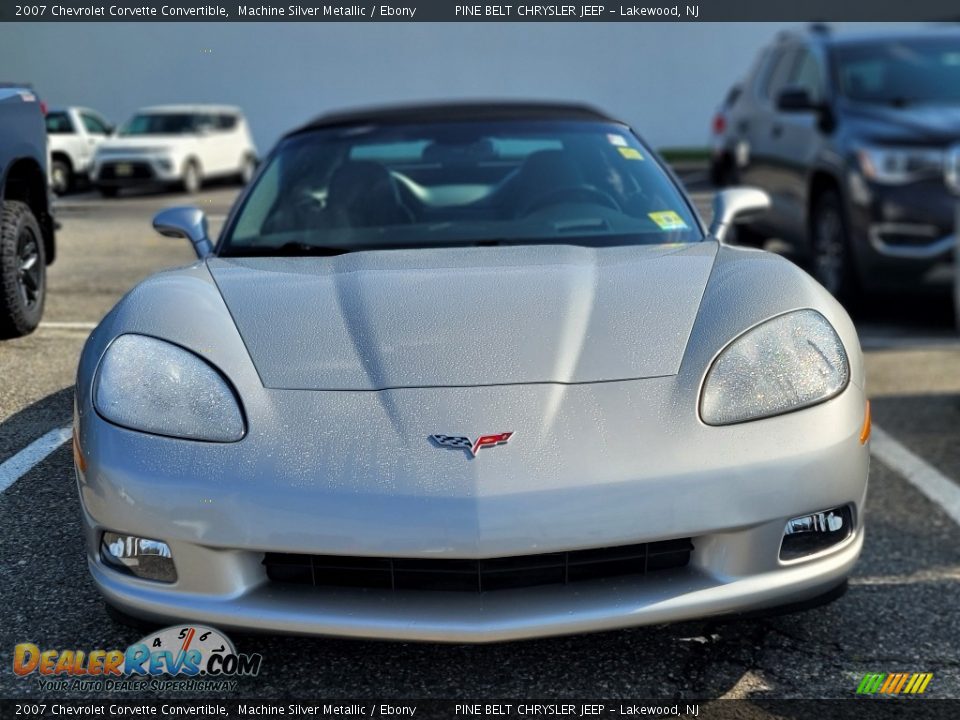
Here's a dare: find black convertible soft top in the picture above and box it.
[289,100,620,136]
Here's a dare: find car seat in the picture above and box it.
[326,161,414,227]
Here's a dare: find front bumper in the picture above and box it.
[847,173,957,289]
[89,529,862,643]
[75,374,870,642]
[92,156,180,187]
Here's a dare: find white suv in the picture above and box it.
[91,105,257,197]
[46,106,114,194]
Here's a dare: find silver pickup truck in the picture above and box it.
[0,84,55,338]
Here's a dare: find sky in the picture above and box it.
[0,22,921,152]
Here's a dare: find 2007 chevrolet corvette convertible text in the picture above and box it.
[73,102,870,642]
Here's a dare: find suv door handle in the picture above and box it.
[771,124,783,138]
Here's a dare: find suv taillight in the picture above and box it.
[712,113,726,135]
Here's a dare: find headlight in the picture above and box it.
[94,334,244,442]
[856,145,944,185]
[700,310,849,426]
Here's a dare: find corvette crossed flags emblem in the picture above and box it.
[430,432,514,458]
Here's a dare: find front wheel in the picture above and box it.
[239,155,257,185]
[810,190,858,301]
[181,160,202,194]
[0,200,46,338]
[51,158,72,195]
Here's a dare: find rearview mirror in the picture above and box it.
[153,206,213,258]
[709,187,770,244]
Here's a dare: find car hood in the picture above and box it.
[844,100,960,143]
[206,242,717,390]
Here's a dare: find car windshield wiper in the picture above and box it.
[224,242,352,258]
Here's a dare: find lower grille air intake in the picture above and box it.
[263,538,693,593]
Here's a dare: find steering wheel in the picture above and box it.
[519,186,620,217]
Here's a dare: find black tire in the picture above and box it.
[0,200,46,339]
[726,223,767,248]
[239,154,257,185]
[97,185,119,198]
[51,157,72,196]
[181,159,202,194]
[710,154,737,188]
[810,189,858,301]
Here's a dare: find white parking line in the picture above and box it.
[871,423,960,527]
[0,426,72,494]
[850,567,960,586]
[39,321,98,331]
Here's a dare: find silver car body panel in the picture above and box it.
[74,242,869,641]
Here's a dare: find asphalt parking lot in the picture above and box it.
[1,183,959,702]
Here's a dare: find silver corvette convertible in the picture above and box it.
[74,102,870,642]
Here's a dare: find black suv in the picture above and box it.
[722,26,959,298]
[0,83,54,337]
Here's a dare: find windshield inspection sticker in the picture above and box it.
[607,134,628,147]
[648,211,689,231]
[618,147,644,160]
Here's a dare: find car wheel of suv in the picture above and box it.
[239,154,257,185]
[710,153,738,188]
[181,160,202,194]
[51,158,72,195]
[811,190,857,300]
[0,200,46,338]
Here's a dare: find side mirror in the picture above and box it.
[153,206,213,258]
[777,87,819,112]
[709,187,770,244]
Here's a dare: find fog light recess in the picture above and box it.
[779,506,853,561]
[101,532,177,583]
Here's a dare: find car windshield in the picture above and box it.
[220,120,702,256]
[834,37,960,105]
[120,113,197,136]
